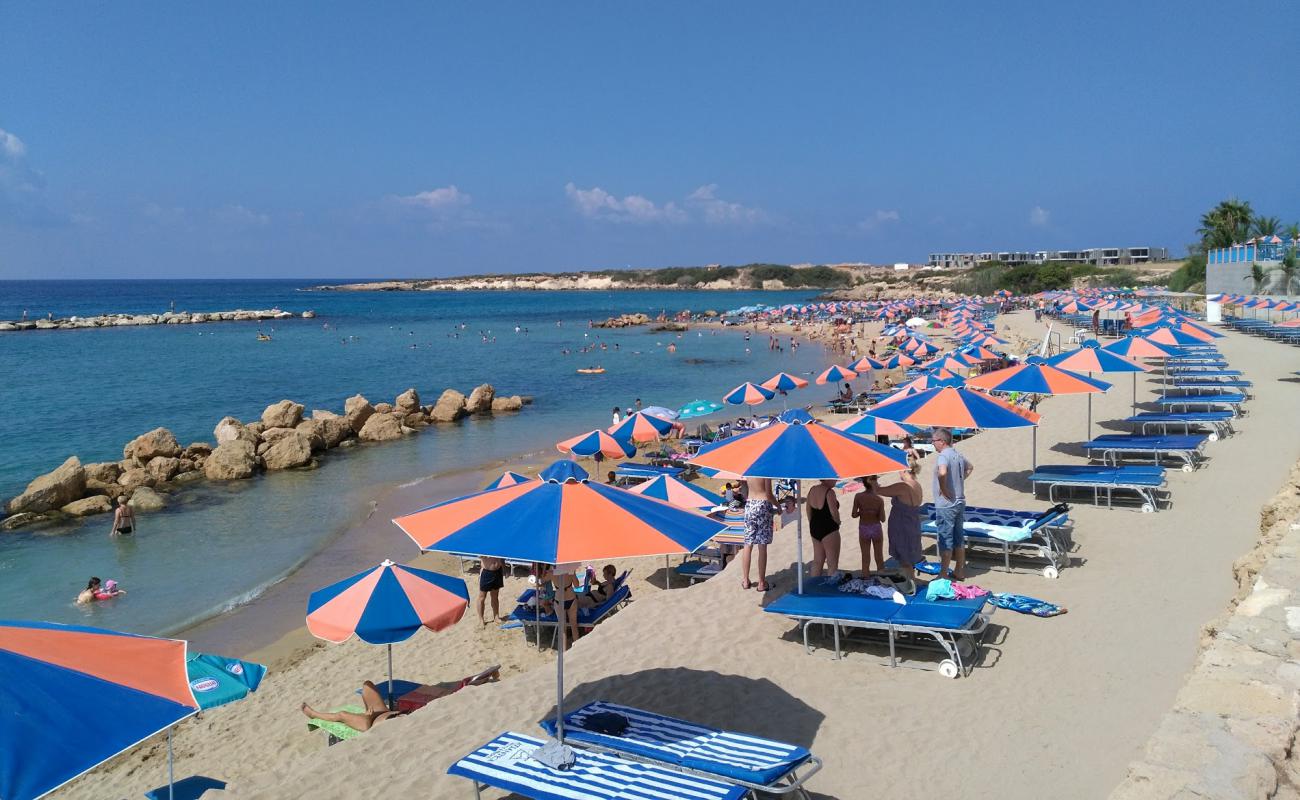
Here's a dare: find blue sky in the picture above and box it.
[1,1,1295,279]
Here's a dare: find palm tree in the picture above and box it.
[1284,222,1300,245]
[1252,215,1282,238]
[1279,246,1299,296]
[1243,262,1266,294]
[1198,198,1254,249]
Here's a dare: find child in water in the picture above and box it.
[76,577,126,604]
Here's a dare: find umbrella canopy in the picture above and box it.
[849,355,887,372]
[966,363,1112,395]
[1101,335,1182,359]
[484,470,532,490]
[677,399,723,419]
[1044,342,1149,375]
[626,473,724,510]
[1137,325,1211,347]
[608,411,676,443]
[0,620,200,800]
[884,352,917,369]
[723,382,776,406]
[688,419,908,481]
[556,430,636,459]
[832,414,916,438]
[761,372,810,392]
[815,365,858,385]
[865,386,1040,428]
[395,460,726,562]
[186,652,267,710]
[306,560,470,645]
[638,405,679,420]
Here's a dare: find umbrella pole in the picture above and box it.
[556,598,566,742]
[1132,372,1137,414]
[387,644,394,711]
[168,729,174,800]
[1032,426,1037,470]
[1087,394,1092,440]
[795,480,805,594]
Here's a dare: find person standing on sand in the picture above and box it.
[805,479,841,578]
[740,477,774,591]
[851,476,886,575]
[109,496,135,537]
[931,427,972,580]
[876,454,924,580]
[477,556,506,624]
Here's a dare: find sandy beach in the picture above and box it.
[61,309,1300,800]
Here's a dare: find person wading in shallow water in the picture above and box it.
[109,496,136,538]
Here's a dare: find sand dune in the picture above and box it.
[66,310,1300,800]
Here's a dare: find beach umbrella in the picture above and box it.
[815,364,858,385]
[832,413,916,439]
[1045,340,1149,413]
[1137,325,1210,348]
[484,470,532,490]
[849,355,887,373]
[638,405,679,421]
[626,473,724,510]
[761,371,810,393]
[0,620,201,800]
[677,398,723,419]
[393,459,726,741]
[608,411,677,443]
[884,352,916,369]
[185,652,266,710]
[865,386,1039,430]
[306,559,469,709]
[1101,335,1183,361]
[556,429,636,459]
[967,363,1109,461]
[688,418,908,593]
[723,381,776,406]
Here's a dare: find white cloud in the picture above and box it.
[856,209,901,232]
[685,184,766,225]
[0,128,25,159]
[1029,206,1051,227]
[215,204,270,226]
[564,182,686,224]
[394,185,472,213]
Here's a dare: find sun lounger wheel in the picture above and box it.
[1141,502,1155,514]
[1207,432,1219,442]
[939,660,959,679]
[1041,566,1059,579]
[1181,464,1194,473]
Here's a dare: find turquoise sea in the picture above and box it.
[0,281,830,636]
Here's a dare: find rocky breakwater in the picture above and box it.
[1,384,529,531]
[0,308,315,332]
[1112,459,1300,800]
[591,313,651,329]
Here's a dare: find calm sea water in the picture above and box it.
[0,281,830,635]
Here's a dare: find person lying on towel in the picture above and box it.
[301,669,500,732]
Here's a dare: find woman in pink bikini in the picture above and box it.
[851,476,886,576]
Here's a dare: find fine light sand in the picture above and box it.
[66,310,1300,800]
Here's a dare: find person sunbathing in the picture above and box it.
[301,670,500,732]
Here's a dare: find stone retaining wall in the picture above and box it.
[1111,459,1300,799]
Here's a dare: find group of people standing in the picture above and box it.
[737,427,974,590]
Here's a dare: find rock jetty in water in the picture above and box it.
[0,308,314,332]
[1,383,529,531]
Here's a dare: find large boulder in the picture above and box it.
[374,402,394,414]
[313,416,353,448]
[118,468,155,492]
[128,486,167,512]
[358,412,403,442]
[311,409,340,420]
[6,456,86,515]
[491,395,524,413]
[395,388,421,414]
[430,389,467,423]
[183,442,213,459]
[145,456,182,482]
[466,384,496,414]
[204,440,258,480]
[344,394,375,433]
[83,462,122,484]
[262,431,314,470]
[293,420,328,452]
[214,417,256,445]
[259,427,298,444]
[123,428,182,461]
[62,496,114,517]
[261,399,304,429]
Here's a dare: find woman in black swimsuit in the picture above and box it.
[110,496,136,538]
[805,479,841,578]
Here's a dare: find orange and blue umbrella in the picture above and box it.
[608,411,676,443]
[307,559,468,708]
[1136,324,1209,348]
[849,355,886,372]
[723,381,776,406]
[0,620,200,800]
[626,474,724,510]
[556,429,636,459]
[966,362,1111,396]
[865,386,1039,429]
[688,419,908,593]
[884,351,916,369]
[815,364,858,385]
[832,414,916,439]
[392,459,726,740]
[1046,341,1149,412]
[1102,335,1182,360]
[485,470,532,490]
[761,372,809,393]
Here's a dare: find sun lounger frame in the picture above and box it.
[509,574,633,650]
[1125,412,1234,441]
[1083,435,1207,473]
[918,503,1071,578]
[1029,467,1166,513]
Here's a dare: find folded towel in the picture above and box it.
[580,711,630,735]
[531,738,576,770]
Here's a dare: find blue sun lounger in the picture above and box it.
[919,502,1071,577]
[1082,434,1208,472]
[538,701,822,799]
[1168,380,1253,396]
[508,572,632,648]
[763,580,992,678]
[1157,393,1247,415]
[1028,464,1166,512]
[448,732,746,800]
[1125,411,1234,440]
